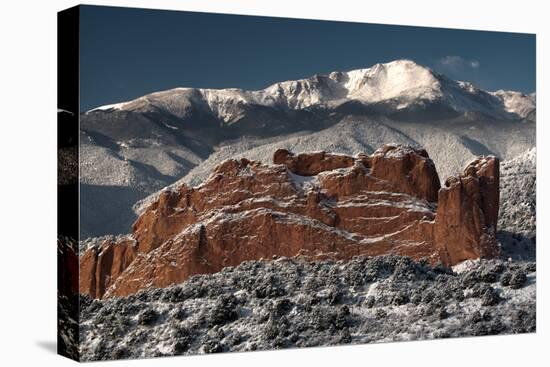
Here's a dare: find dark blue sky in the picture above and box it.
[79,5,536,111]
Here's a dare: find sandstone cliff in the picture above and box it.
[80,145,500,298]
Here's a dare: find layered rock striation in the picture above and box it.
[80,145,500,298]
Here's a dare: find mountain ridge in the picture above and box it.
[87,60,535,122]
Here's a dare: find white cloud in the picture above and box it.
[438,56,480,70]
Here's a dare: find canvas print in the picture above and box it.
[57,5,536,361]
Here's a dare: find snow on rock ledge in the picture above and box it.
[79,144,500,298]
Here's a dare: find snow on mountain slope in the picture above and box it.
[496,148,536,261]
[492,90,536,120]
[261,60,443,109]
[345,61,443,104]
[79,128,204,238]
[499,148,536,234]
[87,60,533,122]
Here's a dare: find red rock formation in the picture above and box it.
[79,237,138,299]
[434,156,500,265]
[79,145,500,298]
[273,149,355,176]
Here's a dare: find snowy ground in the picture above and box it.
[77,255,535,361]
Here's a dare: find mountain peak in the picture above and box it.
[343,59,441,103]
[373,58,428,70]
[86,59,533,121]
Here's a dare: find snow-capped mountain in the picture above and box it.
[492,90,536,120]
[88,60,534,123]
[80,59,536,238]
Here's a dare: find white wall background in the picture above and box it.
[0,0,547,365]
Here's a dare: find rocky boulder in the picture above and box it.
[273,149,356,176]
[79,144,500,298]
[435,156,500,264]
[79,237,138,299]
